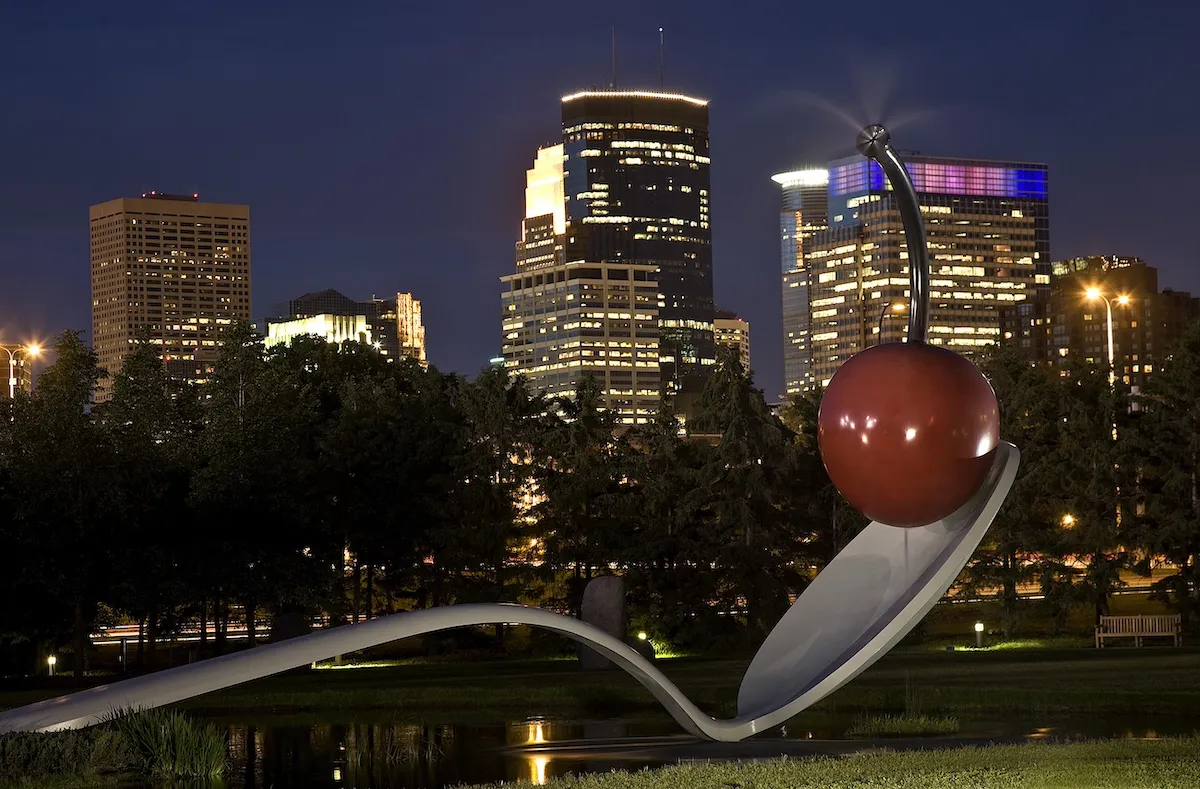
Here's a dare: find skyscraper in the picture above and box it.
[772,169,829,397]
[502,89,713,423]
[560,90,714,394]
[90,193,251,400]
[714,309,751,371]
[503,142,660,424]
[265,289,427,366]
[803,154,1049,388]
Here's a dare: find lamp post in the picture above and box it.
[876,301,906,345]
[1084,288,1130,388]
[2,344,40,401]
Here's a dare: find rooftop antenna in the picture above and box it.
[611,26,617,88]
[658,27,665,90]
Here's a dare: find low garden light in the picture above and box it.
[637,632,648,641]
[47,655,57,677]
[974,622,984,649]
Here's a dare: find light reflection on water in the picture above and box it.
[152,714,1199,789]
[217,717,668,789]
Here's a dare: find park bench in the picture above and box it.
[1094,614,1181,648]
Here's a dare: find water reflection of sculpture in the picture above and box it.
[0,127,1019,742]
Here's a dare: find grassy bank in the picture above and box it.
[0,709,225,789]
[4,647,1200,725]
[471,738,1200,789]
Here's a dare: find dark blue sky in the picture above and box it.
[2,0,1196,398]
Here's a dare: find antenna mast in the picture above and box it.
[658,27,664,89]
[611,27,617,88]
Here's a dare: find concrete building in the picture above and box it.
[89,193,251,400]
[804,154,1049,388]
[714,309,751,371]
[266,290,427,366]
[502,261,660,424]
[1002,256,1199,394]
[772,169,829,397]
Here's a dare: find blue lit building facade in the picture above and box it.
[802,154,1050,388]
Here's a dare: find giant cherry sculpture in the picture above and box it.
[817,125,1001,527]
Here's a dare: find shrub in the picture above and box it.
[0,727,127,782]
[106,708,226,779]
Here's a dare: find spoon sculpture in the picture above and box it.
[0,127,1018,739]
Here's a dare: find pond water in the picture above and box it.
[125,712,1200,789]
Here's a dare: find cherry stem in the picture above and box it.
[855,125,931,345]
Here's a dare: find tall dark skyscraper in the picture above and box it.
[560,90,714,394]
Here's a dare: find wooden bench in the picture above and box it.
[1095,614,1181,648]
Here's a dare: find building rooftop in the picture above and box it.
[561,89,707,106]
[140,191,200,201]
[771,169,829,187]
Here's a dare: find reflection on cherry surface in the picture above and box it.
[817,342,999,528]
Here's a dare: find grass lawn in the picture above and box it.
[467,738,1200,789]
[186,645,1200,721]
[4,646,1199,726]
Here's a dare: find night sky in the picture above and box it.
[2,0,1197,399]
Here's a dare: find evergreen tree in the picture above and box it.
[1127,320,1200,632]
[533,375,623,616]
[960,345,1061,636]
[690,346,817,642]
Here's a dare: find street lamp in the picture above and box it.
[47,655,57,677]
[1084,288,1131,388]
[1061,513,1075,528]
[876,301,906,345]
[2,343,40,401]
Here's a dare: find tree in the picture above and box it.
[1042,363,1135,624]
[689,346,818,642]
[958,345,1061,636]
[533,375,623,616]
[780,387,868,568]
[101,335,201,666]
[619,392,713,645]
[191,322,320,649]
[1127,320,1200,632]
[3,331,114,676]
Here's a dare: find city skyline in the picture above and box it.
[3,1,1199,399]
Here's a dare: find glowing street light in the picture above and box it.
[2,343,40,401]
[47,655,57,677]
[637,632,648,641]
[1061,514,1075,528]
[1084,288,1131,388]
